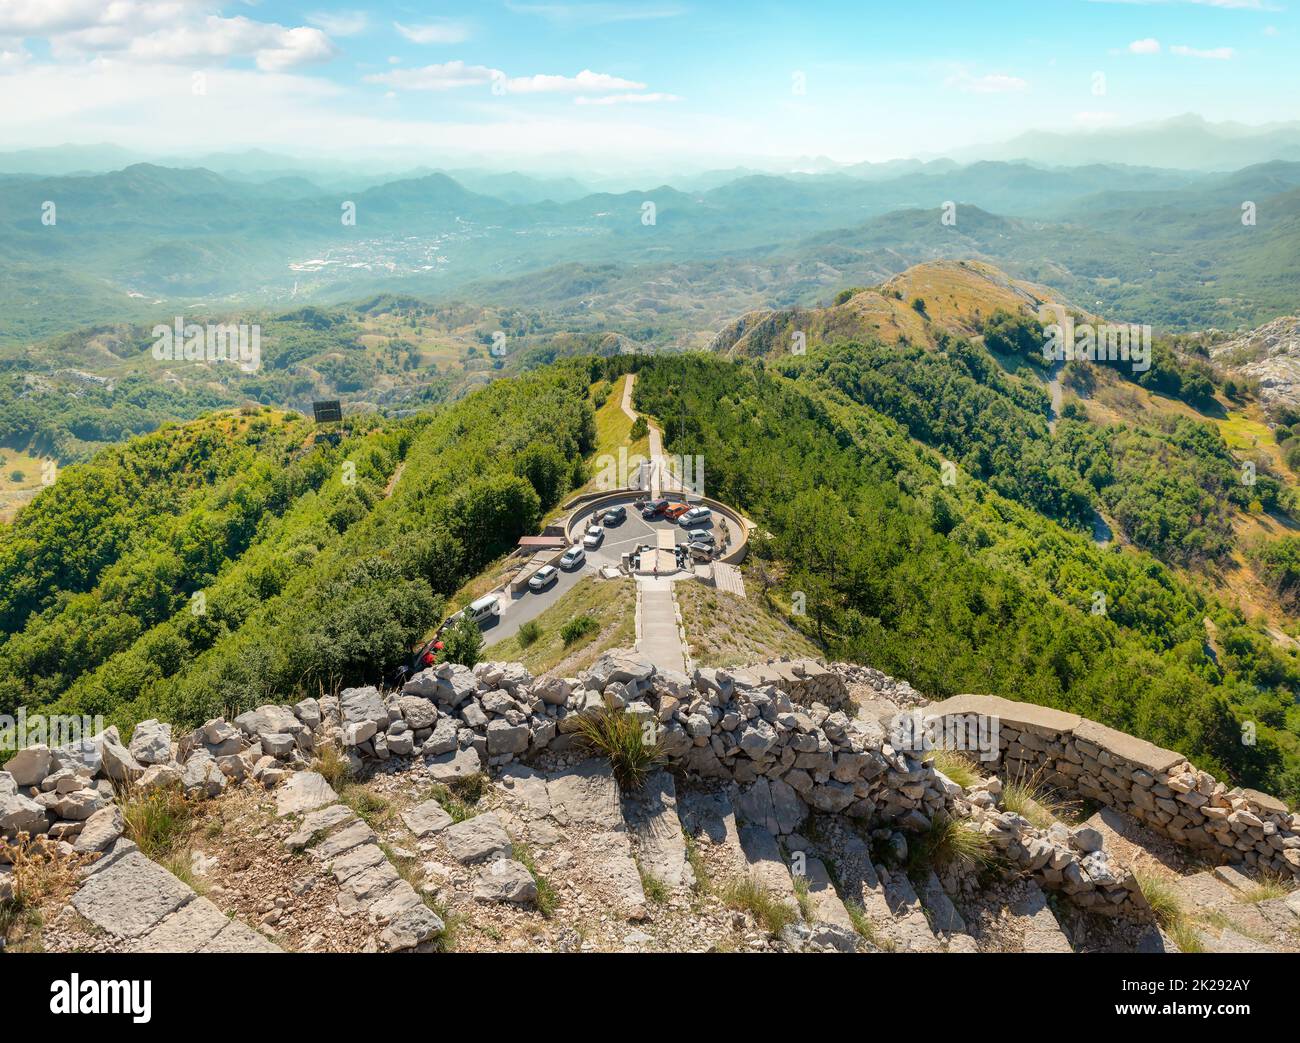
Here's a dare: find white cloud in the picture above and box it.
[117,16,338,72]
[1,4,338,72]
[574,91,681,105]
[1128,38,1161,54]
[944,71,1028,94]
[306,11,369,37]
[366,63,647,94]
[0,1,202,38]
[0,46,31,68]
[365,61,497,90]
[506,69,645,93]
[1170,44,1236,59]
[394,21,471,45]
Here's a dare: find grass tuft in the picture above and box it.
[512,842,557,917]
[792,874,814,920]
[573,707,664,790]
[1135,870,1203,953]
[844,898,894,950]
[908,813,996,875]
[1240,874,1290,904]
[120,783,197,883]
[637,860,669,905]
[923,749,981,790]
[720,875,798,936]
[1000,768,1081,829]
[312,742,353,790]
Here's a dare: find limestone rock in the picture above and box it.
[1,792,49,837]
[444,812,512,864]
[473,858,538,903]
[128,720,173,766]
[402,800,454,838]
[74,804,125,854]
[4,744,52,787]
[274,771,338,817]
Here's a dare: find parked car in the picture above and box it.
[679,506,713,527]
[583,525,605,549]
[560,544,586,569]
[687,541,714,561]
[686,528,714,545]
[640,498,669,519]
[602,504,627,526]
[528,565,558,592]
[663,502,692,520]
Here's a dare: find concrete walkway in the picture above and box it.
[636,576,687,675]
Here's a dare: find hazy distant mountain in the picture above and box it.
[962,114,1300,171]
[0,143,146,175]
[1,155,1296,345]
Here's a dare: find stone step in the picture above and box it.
[286,799,444,951]
[623,769,695,890]
[915,869,979,952]
[802,856,856,933]
[875,863,943,952]
[677,785,750,878]
[1194,925,1278,954]
[544,758,647,921]
[824,832,894,930]
[737,823,799,906]
[71,848,280,953]
[1008,881,1073,953]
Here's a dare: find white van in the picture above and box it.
[467,593,500,624]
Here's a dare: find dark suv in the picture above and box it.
[640,498,669,519]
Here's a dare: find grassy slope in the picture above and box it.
[482,575,635,675]
[677,575,822,668]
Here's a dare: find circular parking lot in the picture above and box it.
[482,492,747,646]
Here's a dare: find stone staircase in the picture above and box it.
[281,777,445,952]
[674,780,1071,953]
[1171,865,1300,953]
[68,838,280,953]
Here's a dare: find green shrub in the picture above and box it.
[560,614,599,646]
[442,612,484,667]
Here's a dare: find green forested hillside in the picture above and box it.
[625,353,1300,804]
[3,344,1298,805]
[0,367,594,730]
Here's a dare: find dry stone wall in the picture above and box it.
[927,694,1300,880]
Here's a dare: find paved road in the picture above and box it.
[482,507,700,648]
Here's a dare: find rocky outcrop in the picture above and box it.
[1210,316,1300,409]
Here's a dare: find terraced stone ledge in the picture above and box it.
[927,693,1300,880]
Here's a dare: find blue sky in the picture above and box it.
[0,1,1294,169]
